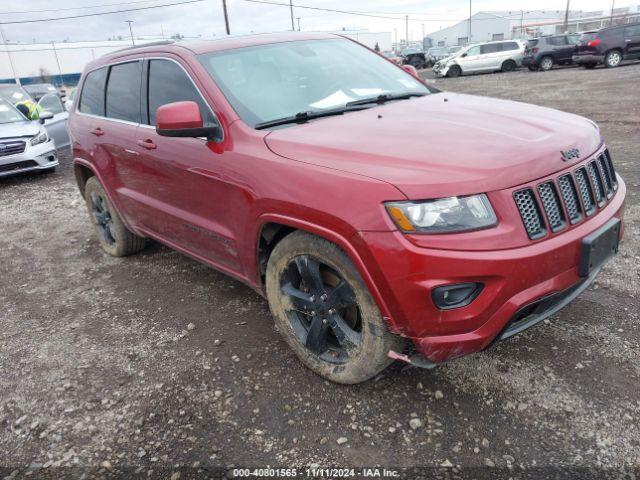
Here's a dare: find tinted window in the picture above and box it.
[147,59,214,126]
[625,24,640,37]
[527,39,539,47]
[481,43,501,54]
[567,34,580,45]
[105,61,142,123]
[79,67,107,116]
[502,42,520,51]
[548,36,568,46]
[38,94,65,114]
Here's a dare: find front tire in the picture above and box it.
[266,231,404,384]
[84,176,146,257]
[604,50,622,68]
[446,64,462,78]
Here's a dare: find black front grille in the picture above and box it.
[558,175,582,224]
[575,167,596,216]
[0,140,26,157]
[514,149,618,240]
[0,160,38,173]
[588,161,606,206]
[514,189,546,239]
[537,182,566,232]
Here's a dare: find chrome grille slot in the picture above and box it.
[558,175,582,224]
[514,189,546,240]
[537,182,566,232]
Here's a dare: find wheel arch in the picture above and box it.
[254,214,398,330]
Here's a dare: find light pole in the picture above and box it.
[297,17,301,31]
[125,20,135,45]
[289,0,295,31]
[563,0,571,32]
[0,25,19,85]
[222,0,230,35]
[468,0,472,43]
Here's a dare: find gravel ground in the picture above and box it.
[1,63,639,480]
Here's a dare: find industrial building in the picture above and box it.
[425,4,640,48]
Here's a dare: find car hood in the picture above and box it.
[264,93,602,199]
[0,121,39,140]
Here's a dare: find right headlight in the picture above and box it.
[30,128,48,146]
[385,194,497,233]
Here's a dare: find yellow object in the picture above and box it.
[15,100,43,120]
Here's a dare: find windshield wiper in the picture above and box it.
[346,92,427,107]
[254,105,369,130]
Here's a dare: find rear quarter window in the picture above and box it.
[105,61,142,123]
[502,42,520,51]
[624,24,640,37]
[79,67,107,116]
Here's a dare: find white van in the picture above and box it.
[433,40,525,77]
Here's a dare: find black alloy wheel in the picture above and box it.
[280,255,362,363]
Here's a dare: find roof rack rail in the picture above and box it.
[113,40,175,53]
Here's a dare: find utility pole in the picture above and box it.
[51,41,63,87]
[563,0,571,32]
[520,10,524,37]
[610,0,616,25]
[0,25,19,85]
[468,0,472,43]
[297,17,301,31]
[222,0,230,34]
[125,20,135,45]
[289,0,295,31]
[405,15,409,45]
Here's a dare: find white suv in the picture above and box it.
[434,40,525,77]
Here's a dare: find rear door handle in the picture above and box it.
[89,127,104,136]
[137,139,157,150]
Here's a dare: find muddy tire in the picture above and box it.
[446,64,462,78]
[266,231,404,384]
[604,50,622,68]
[84,176,146,257]
[539,56,554,71]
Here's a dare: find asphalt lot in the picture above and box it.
[1,63,639,479]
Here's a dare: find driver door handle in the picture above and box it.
[89,127,104,136]
[137,139,157,150]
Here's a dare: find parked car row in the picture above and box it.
[429,21,640,77]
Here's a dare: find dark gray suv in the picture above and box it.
[573,23,640,68]
[522,34,580,71]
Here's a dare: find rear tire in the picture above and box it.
[604,50,622,68]
[539,56,554,71]
[446,64,462,78]
[266,231,404,384]
[84,176,146,257]
[501,60,517,72]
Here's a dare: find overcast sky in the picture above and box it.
[0,0,632,44]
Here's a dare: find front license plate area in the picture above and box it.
[579,218,621,277]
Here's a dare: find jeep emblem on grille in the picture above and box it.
[561,148,580,162]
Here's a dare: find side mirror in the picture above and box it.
[401,64,420,78]
[39,111,54,124]
[156,101,222,142]
[461,53,468,58]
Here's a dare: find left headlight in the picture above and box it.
[30,129,48,146]
[385,194,497,233]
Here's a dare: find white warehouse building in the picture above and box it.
[426,6,640,48]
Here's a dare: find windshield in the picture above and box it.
[199,38,430,128]
[0,98,27,124]
[0,85,32,104]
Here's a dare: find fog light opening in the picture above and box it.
[432,283,483,310]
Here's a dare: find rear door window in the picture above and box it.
[624,24,640,37]
[105,61,142,123]
[480,43,501,54]
[79,67,107,116]
[146,59,215,126]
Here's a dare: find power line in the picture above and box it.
[0,0,206,25]
[0,0,174,15]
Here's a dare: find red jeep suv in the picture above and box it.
[68,33,626,383]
